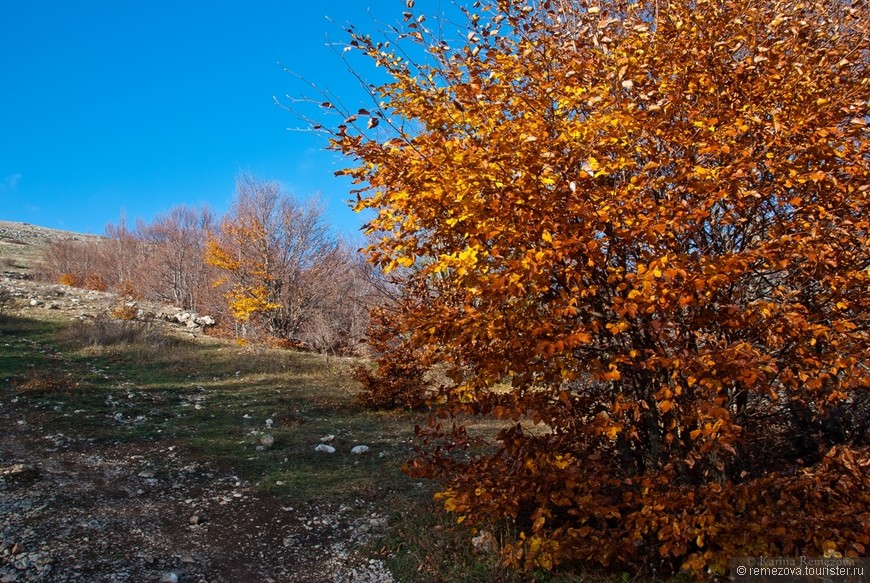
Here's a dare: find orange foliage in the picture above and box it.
[82,273,107,292]
[110,303,138,321]
[353,306,431,410]
[59,273,78,287]
[329,0,870,576]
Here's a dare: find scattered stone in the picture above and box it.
[189,515,201,526]
[314,444,336,454]
[136,309,155,321]
[260,434,275,448]
[471,530,499,555]
[265,418,274,427]
[0,464,40,486]
[160,573,179,583]
[28,299,42,307]
[351,445,370,455]
[320,435,335,443]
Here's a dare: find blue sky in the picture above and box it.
[0,0,446,238]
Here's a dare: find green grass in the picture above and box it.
[0,312,629,583]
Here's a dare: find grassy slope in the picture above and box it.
[1,312,610,583]
[0,220,101,275]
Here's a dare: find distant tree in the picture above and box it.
[42,237,105,289]
[206,175,364,349]
[138,205,216,311]
[102,214,144,294]
[327,0,870,575]
[296,242,376,354]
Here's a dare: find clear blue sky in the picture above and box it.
[0,0,446,238]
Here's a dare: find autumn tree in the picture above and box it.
[206,174,371,351]
[42,208,219,311]
[353,275,435,409]
[325,0,870,576]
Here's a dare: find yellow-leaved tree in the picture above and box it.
[323,0,869,577]
[205,175,350,344]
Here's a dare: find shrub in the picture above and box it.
[14,367,77,395]
[83,273,107,291]
[353,307,431,410]
[111,303,138,321]
[59,273,78,287]
[70,314,159,347]
[0,287,13,318]
[115,279,139,299]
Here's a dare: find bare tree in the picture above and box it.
[138,205,215,311]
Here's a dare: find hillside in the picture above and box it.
[0,221,102,278]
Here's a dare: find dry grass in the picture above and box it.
[0,287,13,318]
[66,314,169,348]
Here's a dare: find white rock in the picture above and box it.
[161,573,179,583]
[314,444,336,454]
[265,418,274,427]
[320,434,335,443]
[351,445,370,455]
[471,530,499,555]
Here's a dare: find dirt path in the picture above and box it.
[0,405,394,583]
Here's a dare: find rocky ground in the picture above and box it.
[0,405,394,583]
[0,220,399,583]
